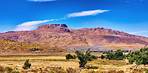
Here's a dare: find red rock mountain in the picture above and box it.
[0,24,148,50]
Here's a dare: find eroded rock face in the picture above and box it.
[0,24,148,50]
[37,24,68,29]
[35,24,70,33]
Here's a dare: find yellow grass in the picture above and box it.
[0,56,147,73]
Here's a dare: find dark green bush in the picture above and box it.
[65,54,77,60]
[127,46,148,66]
[73,55,77,59]
[100,55,105,59]
[106,52,115,60]
[106,49,125,60]
[23,59,31,69]
[91,55,98,60]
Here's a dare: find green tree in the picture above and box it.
[75,48,97,68]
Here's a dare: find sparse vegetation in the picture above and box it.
[86,66,98,69]
[6,67,13,73]
[127,45,148,67]
[0,39,66,54]
[65,54,77,60]
[12,70,20,73]
[75,48,98,68]
[100,55,105,59]
[106,49,125,60]
[22,59,31,69]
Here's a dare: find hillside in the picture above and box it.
[0,39,67,55]
[0,24,148,51]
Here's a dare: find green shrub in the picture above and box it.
[73,55,77,59]
[91,55,98,59]
[127,46,148,66]
[106,52,115,60]
[100,55,105,59]
[106,49,125,60]
[23,59,31,69]
[86,66,98,69]
[65,54,77,60]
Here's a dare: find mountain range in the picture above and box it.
[0,24,148,51]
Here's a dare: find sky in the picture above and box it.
[0,0,148,37]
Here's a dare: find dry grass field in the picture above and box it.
[0,56,148,73]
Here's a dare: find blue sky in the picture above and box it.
[0,0,148,37]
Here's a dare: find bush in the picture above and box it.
[127,46,148,66]
[106,49,125,60]
[86,66,98,69]
[100,55,105,59]
[106,52,115,60]
[91,55,98,60]
[23,59,31,69]
[65,54,77,60]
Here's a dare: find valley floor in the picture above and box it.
[0,56,147,73]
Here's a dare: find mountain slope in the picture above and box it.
[0,39,67,55]
[0,24,148,51]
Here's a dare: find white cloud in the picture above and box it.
[13,9,109,31]
[130,31,148,34]
[67,9,109,18]
[14,19,54,31]
[28,0,55,2]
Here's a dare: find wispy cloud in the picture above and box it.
[28,0,55,2]
[14,9,109,31]
[67,9,109,18]
[14,19,54,31]
[130,31,148,34]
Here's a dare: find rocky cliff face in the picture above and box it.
[0,24,148,50]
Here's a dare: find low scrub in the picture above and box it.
[86,66,98,69]
[65,54,77,60]
[22,59,31,69]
